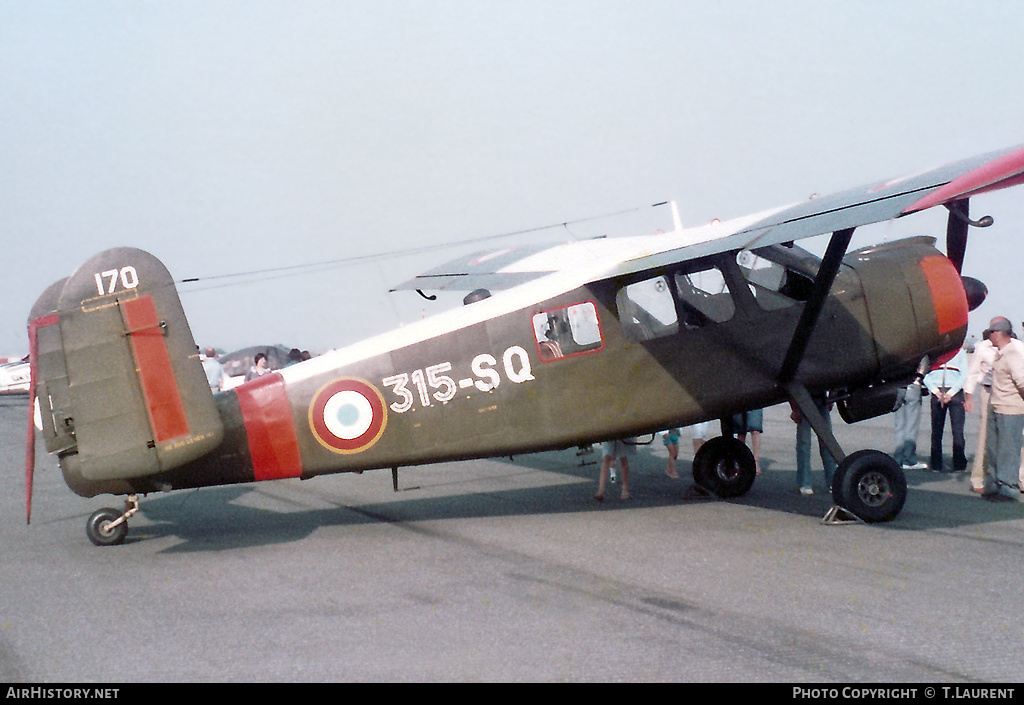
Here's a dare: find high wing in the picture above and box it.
[393,143,1024,292]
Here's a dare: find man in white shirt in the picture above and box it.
[964,330,998,492]
[201,347,224,392]
[923,347,968,473]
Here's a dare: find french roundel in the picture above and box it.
[309,378,387,454]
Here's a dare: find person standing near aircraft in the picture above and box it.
[663,422,710,479]
[690,421,708,454]
[791,395,837,495]
[982,318,1024,501]
[892,357,929,471]
[720,410,763,476]
[201,347,224,392]
[244,352,271,382]
[662,429,681,478]
[923,347,968,473]
[595,440,633,502]
[964,328,998,493]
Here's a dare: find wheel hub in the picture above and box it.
[715,460,741,482]
[857,471,892,507]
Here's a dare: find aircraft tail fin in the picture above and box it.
[29,248,223,497]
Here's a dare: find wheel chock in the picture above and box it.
[684,483,715,501]
[822,505,865,525]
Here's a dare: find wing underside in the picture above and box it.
[393,143,1024,293]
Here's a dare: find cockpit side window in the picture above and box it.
[674,265,735,327]
[614,264,737,341]
[616,276,679,342]
[736,249,814,311]
[532,302,604,361]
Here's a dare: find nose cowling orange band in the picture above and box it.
[919,255,968,337]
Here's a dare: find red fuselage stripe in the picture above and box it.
[235,373,303,481]
[121,296,191,443]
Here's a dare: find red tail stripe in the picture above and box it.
[121,296,190,443]
[235,373,302,482]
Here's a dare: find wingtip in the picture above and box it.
[903,144,1024,215]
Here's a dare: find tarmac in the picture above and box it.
[1,394,1022,683]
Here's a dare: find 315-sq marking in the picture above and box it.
[382,346,534,413]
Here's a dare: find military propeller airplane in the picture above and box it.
[24,143,1024,545]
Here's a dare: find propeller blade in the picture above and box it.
[25,389,34,525]
[945,199,969,273]
[24,315,46,526]
[25,332,38,525]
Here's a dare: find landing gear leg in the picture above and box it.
[85,495,139,546]
[785,384,907,523]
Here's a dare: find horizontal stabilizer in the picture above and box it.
[390,243,554,292]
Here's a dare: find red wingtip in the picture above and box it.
[904,145,1024,214]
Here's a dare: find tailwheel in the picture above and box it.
[831,450,907,523]
[85,495,139,546]
[692,436,757,498]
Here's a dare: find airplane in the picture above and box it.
[0,356,30,395]
[23,143,1024,545]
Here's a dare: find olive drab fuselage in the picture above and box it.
[26,143,1024,541]
[34,237,964,499]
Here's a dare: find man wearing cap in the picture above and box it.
[983,317,1024,501]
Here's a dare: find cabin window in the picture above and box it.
[532,302,604,361]
[674,266,735,326]
[617,275,679,342]
[736,250,814,311]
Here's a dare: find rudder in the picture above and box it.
[36,247,223,489]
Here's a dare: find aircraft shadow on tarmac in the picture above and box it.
[128,446,1021,554]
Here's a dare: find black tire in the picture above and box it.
[86,508,128,546]
[831,449,907,522]
[692,436,757,498]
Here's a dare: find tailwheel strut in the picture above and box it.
[85,495,139,546]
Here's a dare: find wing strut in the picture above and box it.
[777,227,856,465]
[777,228,854,386]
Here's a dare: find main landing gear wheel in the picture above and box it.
[86,508,127,546]
[831,450,907,523]
[85,495,140,546]
[692,436,757,498]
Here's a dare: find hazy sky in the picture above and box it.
[3,1,1022,355]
